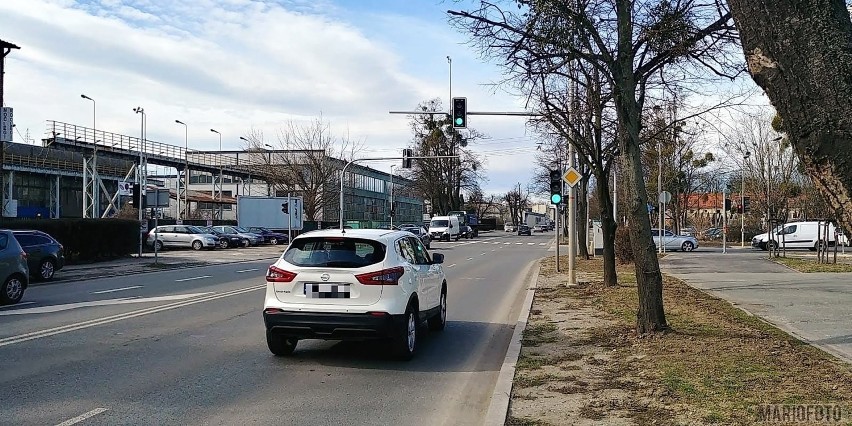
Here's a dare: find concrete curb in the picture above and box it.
[34,256,281,286]
[483,261,540,426]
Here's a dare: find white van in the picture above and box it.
[429,215,460,241]
[751,221,839,251]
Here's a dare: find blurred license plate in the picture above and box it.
[304,283,350,298]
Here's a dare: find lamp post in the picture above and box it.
[240,136,254,196]
[658,138,663,254]
[211,128,223,221]
[81,94,98,217]
[133,107,146,257]
[742,151,750,247]
[175,120,188,220]
[264,143,275,197]
[389,165,396,228]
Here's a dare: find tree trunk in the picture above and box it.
[594,169,619,286]
[613,0,668,333]
[729,0,852,233]
[577,175,590,258]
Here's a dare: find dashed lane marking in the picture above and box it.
[91,286,142,294]
[55,408,109,426]
[175,275,211,282]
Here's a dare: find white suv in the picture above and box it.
[262,229,448,360]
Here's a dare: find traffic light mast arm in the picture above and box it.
[338,155,459,231]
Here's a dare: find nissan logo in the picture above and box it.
[320,273,330,281]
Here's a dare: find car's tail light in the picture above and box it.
[20,251,27,260]
[356,266,405,285]
[266,265,297,282]
[264,308,283,314]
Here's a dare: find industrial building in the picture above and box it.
[0,121,424,228]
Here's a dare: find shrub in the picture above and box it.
[615,226,634,264]
[0,218,140,263]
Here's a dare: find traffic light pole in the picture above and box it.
[723,186,728,254]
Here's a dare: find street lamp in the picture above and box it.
[133,107,146,257]
[81,94,98,217]
[175,120,188,219]
[210,129,223,220]
[741,151,751,247]
[389,165,396,228]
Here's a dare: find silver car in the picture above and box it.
[213,226,262,246]
[652,228,699,252]
[147,225,219,251]
[0,229,30,305]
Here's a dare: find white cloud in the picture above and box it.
[0,0,537,194]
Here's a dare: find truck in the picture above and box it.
[237,196,304,232]
[448,210,480,238]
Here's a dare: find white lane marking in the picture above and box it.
[491,249,496,252]
[0,293,212,316]
[539,243,546,246]
[504,242,510,245]
[528,243,535,245]
[236,268,259,273]
[91,286,142,294]
[446,264,457,268]
[467,257,474,261]
[480,253,487,256]
[515,243,523,245]
[175,275,211,282]
[0,301,36,309]
[55,408,109,426]
[0,286,263,347]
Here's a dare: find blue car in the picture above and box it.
[247,227,289,245]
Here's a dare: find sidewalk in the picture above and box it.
[45,245,285,284]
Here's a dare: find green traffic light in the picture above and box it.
[455,118,463,125]
[551,194,562,204]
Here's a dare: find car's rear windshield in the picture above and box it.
[401,227,421,235]
[430,220,448,227]
[282,237,386,268]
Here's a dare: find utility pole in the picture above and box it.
[389,165,396,228]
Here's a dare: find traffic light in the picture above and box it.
[549,169,562,204]
[129,183,145,209]
[737,205,743,214]
[402,148,413,168]
[452,97,467,128]
[281,202,289,214]
[743,196,751,212]
[724,198,732,211]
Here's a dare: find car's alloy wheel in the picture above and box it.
[154,240,164,251]
[1,276,24,305]
[394,307,418,360]
[681,241,695,252]
[428,288,447,331]
[270,237,278,245]
[192,240,203,250]
[39,259,56,280]
[219,240,229,249]
[242,239,250,248]
[266,330,297,356]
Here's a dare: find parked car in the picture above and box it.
[680,227,697,237]
[0,229,30,305]
[200,226,249,248]
[459,225,475,239]
[752,221,842,251]
[703,227,722,240]
[533,224,546,233]
[147,225,219,251]
[399,225,431,249]
[518,224,532,236]
[212,226,262,246]
[12,230,65,281]
[651,228,699,251]
[504,223,516,232]
[247,227,289,245]
[262,229,447,360]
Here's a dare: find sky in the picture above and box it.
[0,0,540,196]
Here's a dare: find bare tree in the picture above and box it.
[449,1,739,333]
[241,117,360,221]
[406,99,485,215]
[465,187,498,218]
[504,186,530,226]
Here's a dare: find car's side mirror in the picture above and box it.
[432,253,444,264]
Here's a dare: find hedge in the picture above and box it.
[0,218,141,263]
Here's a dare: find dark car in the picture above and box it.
[459,225,474,239]
[247,227,289,245]
[12,230,65,281]
[400,226,432,249]
[200,226,248,248]
[518,225,532,236]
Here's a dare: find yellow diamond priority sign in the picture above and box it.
[563,167,582,187]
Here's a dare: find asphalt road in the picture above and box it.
[660,248,852,364]
[0,230,551,426]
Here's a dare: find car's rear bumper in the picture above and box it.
[263,311,407,340]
